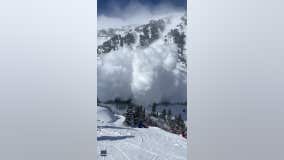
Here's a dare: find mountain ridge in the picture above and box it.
[97,14,187,66]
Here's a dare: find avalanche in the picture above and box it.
[97,13,188,160]
[97,13,187,106]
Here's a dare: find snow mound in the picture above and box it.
[97,106,116,124]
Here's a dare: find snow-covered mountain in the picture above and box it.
[97,14,188,159]
[97,13,187,105]
[97,13,187,66]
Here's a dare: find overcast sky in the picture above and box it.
[97,0,187,29]
[98,0,186,17]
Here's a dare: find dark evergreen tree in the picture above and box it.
[173,114,185,134]
[134,106,140,125]
[119,34,124,47]
[180,121,186,132]
[178,32,186,54]
[124,33,135,45]
[150,23,159,41]
[141,107,146,121]
[167,109,172,120]
[151,103,157,117]
[125,105,134,126]
[125,98,132,105]
[142,26,150,39]
[139,35,148,47]
[175,114,182,126]
[149,19,165,41]
[170,29,186,55]
[140,25,150,47]
[97,97,101,104]
[114,97,121,104]
[160,109,166,120]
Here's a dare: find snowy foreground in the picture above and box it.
[97,106,187,160]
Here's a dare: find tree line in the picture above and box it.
[124,102,187,137]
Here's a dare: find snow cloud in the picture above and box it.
[98,43,187,105]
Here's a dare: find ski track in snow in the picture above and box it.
[112,145,131,160]
[97,106,187,160]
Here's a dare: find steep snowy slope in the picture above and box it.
[97,106,116,123]
[97,106,187,160]
[97,13,187,105]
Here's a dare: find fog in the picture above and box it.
[0,1,96,160]
[189,0,284,159]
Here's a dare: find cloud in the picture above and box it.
[98,0,186,29]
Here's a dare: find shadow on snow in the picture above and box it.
[98,125,134,130]
[97,135,135,141]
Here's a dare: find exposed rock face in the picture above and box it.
[138,19,166,47]
[97,14,187,66]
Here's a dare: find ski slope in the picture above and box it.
[97,106,187,160]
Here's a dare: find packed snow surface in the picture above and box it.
[97,106,187,160]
